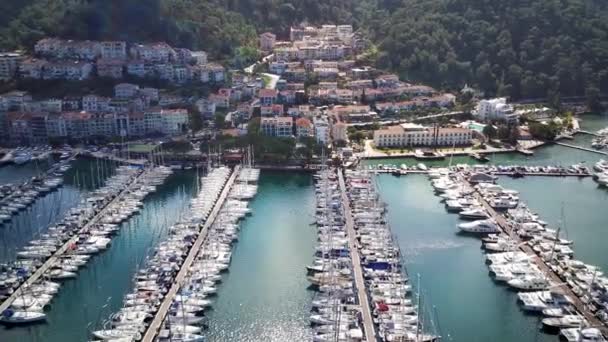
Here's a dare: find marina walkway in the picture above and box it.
[337,170,377,342]
[367,168,591,178]
[556,142,608,156]
[141,166,240,342]
[467,177,608,337]
[0,167,147,314]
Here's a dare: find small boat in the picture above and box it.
[542,314,586,331]
[0,309,46,324]
[458,219,500,234]
[560,327,606,342]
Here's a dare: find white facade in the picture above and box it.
[114,83,140,98]
[474,98,519,123]
[101,41,127,60]
[374,123,473,148]
[313,116,330,144]
[0,52,23,81]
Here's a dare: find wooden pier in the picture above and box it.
[0,167,147,314]
[141,166,240,342]
[338,170,377,342]
[467,177,608,337]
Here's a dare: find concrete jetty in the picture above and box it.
[337,170,377,342]
[141,166,240,342]
[556,142,608,156]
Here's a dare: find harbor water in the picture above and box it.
[204,171,316,342]
[0,160,198,342]
[0,113,606,342]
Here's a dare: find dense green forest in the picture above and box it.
[1,0,607,103]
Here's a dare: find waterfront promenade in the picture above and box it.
[467,177,608,337]
[337,170,376,342]
[141,166,240,342]
[0,166,146,314]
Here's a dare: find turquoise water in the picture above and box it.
[0,113,606,342]
[0,166,197,342]
[0,158,54,184]
[500,177,608,271]
[0,157,116,263]
[377,174,554,342]
[205,171,316,342]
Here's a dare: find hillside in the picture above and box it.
[1,0,608,104]
[372,0,608,104]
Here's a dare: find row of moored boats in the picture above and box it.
[308,169,364,342]
[346,170,439,342]
[91,167,259,342]
[0,166,172,326]
[430,170,608,341]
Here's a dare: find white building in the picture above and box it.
[101,41,127,60]
[0,52,23,81]
[373,123,473,148]
[474,98,519,123]
[313,116,330,144]
[114,83,140,99]
[159,109,188,135]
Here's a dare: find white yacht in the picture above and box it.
[0,310,46,324]
[507,275,548,291]
[542,315,586,330]
[560,327,606,342]
[458,219,500,234]
[459,207,488,220]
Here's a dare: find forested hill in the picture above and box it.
[1,0,608,103]
[371,0,608,102]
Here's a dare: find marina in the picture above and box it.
[0,116,605,342]
[0,164,174,322]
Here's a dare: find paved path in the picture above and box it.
[141,166,239,342]
[0,167,146,314]
[338,170,377,342]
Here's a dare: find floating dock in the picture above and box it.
[0,167,146,314]
[337,170,377,342]
[467,177,608,337]
[556,142,608,156]
[141,166,240,342]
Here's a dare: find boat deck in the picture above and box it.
[141,166,240,342]
[0,165,145,315]
[467,176,608,337]
[337,170,377,342]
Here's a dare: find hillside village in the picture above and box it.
[0,24,573,163]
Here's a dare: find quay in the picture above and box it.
[86,150,147,166]
[576,130,600,137]
[337,169,377,342]
[141,166,240,342]
[555,142,608,156]
[0,166,147,315]
[366,168,591,178]
[468,178,608,337]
